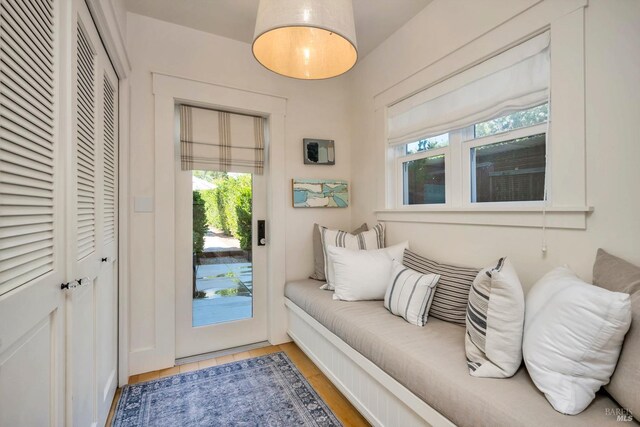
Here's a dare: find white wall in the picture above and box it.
[348,0,640,289]
[126,13,352,370]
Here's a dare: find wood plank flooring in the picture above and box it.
[105,342,370,426]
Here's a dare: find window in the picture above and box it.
[402,133,449,204]
[379,16,590,229]
[474,104,549,138]
[388,32,551,209]
[469,104,548,203]
[402,153,446,204]
[395,104,548,207]
[406,133,449,155]
[471,132,546,203]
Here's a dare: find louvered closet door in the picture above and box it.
[0,0,66,425]
[96,45,119,427]
[67,0,118,426]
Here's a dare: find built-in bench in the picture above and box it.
[285,279,625,427]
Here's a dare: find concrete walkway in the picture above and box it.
[192,228,253,327]
[203,227,240,252]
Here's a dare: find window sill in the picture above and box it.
[375,206,593,230]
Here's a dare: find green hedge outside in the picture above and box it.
[192,191,208,256]
[196,174,252,251]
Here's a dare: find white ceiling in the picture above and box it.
[124,0,432,58]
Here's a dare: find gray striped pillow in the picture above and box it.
[402,249,479,326]
[384,261,440,326]
[466,257,525,378]
[310,223,368,281]
[320,223,385,290]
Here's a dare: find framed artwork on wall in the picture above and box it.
[292,179,348,208]
[303,139,335,165]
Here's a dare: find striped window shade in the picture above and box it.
[179,105,266,175]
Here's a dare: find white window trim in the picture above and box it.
[375,1,591,230]
[393,121,549,209]
[384,122,592,229]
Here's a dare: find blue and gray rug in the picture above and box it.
[112,352,342,426]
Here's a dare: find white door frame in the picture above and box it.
[127,73,287,374]
[174,163,267,358]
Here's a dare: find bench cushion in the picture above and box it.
[285,279,626,427]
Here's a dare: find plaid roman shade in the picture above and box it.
[179,105,265,174]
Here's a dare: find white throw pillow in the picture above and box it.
[327,242,408,301]
[384,261,440,326]
[320,223,385,290]
[523,266,632,415]
[465,257,525,378]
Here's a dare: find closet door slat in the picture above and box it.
[75,23,96,261]
[103,75,116,243]
[0,0,55,295]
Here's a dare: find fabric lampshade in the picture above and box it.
[252,0,358,79]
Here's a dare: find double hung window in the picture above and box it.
[388,32,551,209]
[396,103,549,206]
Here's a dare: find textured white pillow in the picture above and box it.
[465,257,525,378]
[320,223,385,290]
[384,261,440,326]
[327,242,409,301]
[523,266,632,415]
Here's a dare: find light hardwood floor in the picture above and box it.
[106,342,370,426]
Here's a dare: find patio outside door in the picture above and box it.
[175,169,267,359]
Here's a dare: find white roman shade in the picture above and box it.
[388,32,550,146]
[180,105,266,175]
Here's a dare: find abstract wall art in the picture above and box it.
[292,179,349,208]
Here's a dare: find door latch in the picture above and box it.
[257,220,266,246]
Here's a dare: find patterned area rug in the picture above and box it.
[112,352,342,426]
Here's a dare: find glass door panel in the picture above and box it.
[192,172,253,327]
[176,166,267,359]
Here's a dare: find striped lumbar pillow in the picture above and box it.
[384,261,440,326]
[320,223,385,290]
[310,223,368,281]
[402,249,479,326]
[465,257,525,378]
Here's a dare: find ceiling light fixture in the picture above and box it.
[252,0,358,80]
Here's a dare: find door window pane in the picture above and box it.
[403,155,446,205]
[471,134,546,203]
[192,172,253,327]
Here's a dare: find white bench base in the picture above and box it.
[285,298,455,427]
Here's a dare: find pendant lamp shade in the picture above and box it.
[252,0,358,80]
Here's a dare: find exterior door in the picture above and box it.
[0,0,65,425]
[175,168,268,359]
[66,1,118,426]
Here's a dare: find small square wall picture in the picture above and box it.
[292,179,349,208]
